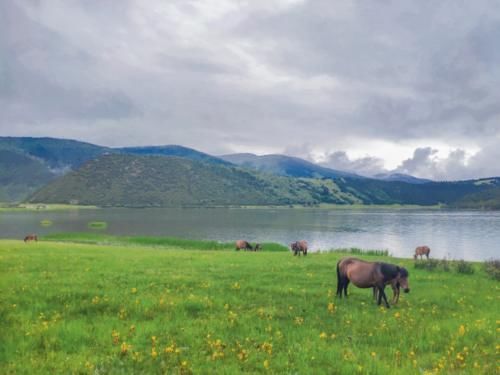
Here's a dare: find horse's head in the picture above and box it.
[254,243,262,251]
[398,267,410,293]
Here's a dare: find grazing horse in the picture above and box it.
[290,240,308,256]
[235,240,260,251]
[414,246,431,260]
[24,234,38,242]
[336,257,410,308]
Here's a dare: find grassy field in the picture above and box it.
[0,239,498,374]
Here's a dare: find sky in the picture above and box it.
[1,0,500,180]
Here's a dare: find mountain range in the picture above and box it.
[2,136,500,208]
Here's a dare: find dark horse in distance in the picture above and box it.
[24,234,38,242]
[290,240,308,256]
[235,240,261,251]
[336,257,410,308]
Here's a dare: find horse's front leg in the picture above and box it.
[391,285,400,304]
[377,286,390,308]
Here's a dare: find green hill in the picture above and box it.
[26,153,500,208]
[335,176,500,206]
[27,154,359,207]
[117,145,232,166]
[0,149,56,201]
[0,136,111,170]
[0,138,234,202]
[452,185,500,209]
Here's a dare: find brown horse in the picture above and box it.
[336,257,410,308]
[290,240,308,256]
[24,234,38,242]
[414,246,431,260]
[235,240,260,251]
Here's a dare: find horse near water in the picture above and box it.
[24,234,38,242]
[235,240,261,251]
[414,245,431,260]
[290,240,308,256]
[336,257,410,308]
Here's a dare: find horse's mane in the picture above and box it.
[399,267,409,277]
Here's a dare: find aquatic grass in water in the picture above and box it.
[87,221,108,230]
[40,219,53,227]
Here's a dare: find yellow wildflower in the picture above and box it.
[327,302,335,313]
[458,325,466,336]
[319,332,327,339]
[131,287,137,294]
[294,316,304,325]
[263,359,270,369]
[151,348,158,359]
[120,342,131,355]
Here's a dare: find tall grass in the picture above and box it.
[414,258,477,275]
[483,259,500,280]
[322,247,390,256]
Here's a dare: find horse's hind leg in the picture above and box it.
[343,279,349,297]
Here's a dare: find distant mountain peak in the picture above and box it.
[373,172,432,184]
[219,153,361,179]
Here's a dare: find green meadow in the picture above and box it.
[0,238,498,374]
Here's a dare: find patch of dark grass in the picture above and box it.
[483,259,500,281]
[324,248,390,256]
[455,259,475,274]
[415,258,476,274]
[414,258,440,271]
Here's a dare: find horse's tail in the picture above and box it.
[336,260,343,297]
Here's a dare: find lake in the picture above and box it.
[1,208,499,261]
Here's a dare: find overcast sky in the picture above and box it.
[1,1,500,180]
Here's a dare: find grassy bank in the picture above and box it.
[41,233,288,252]
[0,240,497,374]
[0,203,98,213]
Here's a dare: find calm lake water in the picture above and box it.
[1,208,499,261]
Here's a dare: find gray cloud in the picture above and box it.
[394,144,500,180]
[1,0,499,178]
[320,151,386,177]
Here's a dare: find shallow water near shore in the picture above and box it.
[1,207,499,260]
